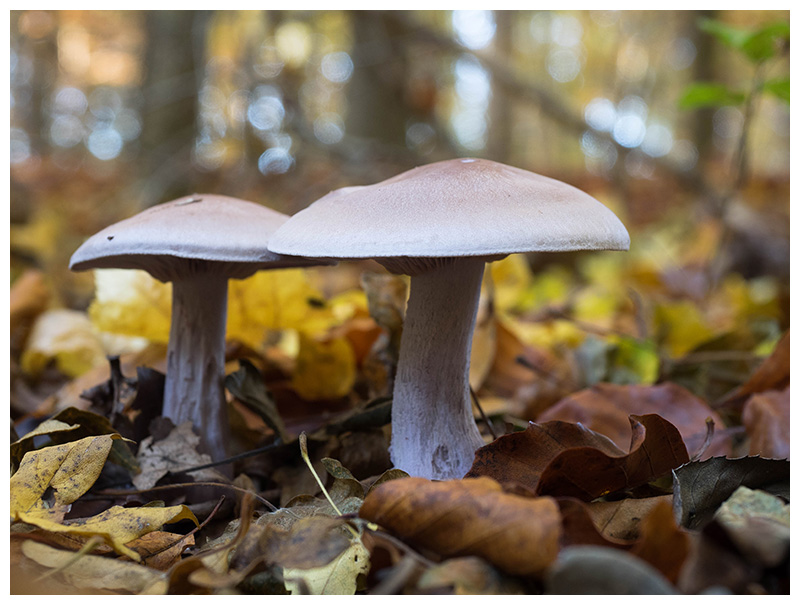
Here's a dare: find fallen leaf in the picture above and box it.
[21,540,167,594]
[653,300,714,358]
[629,498,690,584]
[129,531,196,570]
[22,504,197,561]
[741,388,790,459]
[556,498,632,549]
[416,556,526,595]
[11,434,124,523]
[545,545,677,594]
[283,539,369,595]
[21,309,108,378]
[10,418,81,464]
[10,268,50,354]
[227,268,338,346]
[88,269,172,344]
[467,414,689,500]
[291,332,356,401]
[484,319,571,418]
[536,382,727,458]
[226,359,288,442]
[672,456,790,530]
[721,330,789,408]
[134,421,228,490]
[585,495,673,542]
[359,476,561,577]
[469,270,497,391]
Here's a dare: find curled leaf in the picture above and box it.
[468,414,689,500]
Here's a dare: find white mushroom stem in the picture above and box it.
[390,256,486,480]
[163,272,230,462]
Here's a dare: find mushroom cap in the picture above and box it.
[268,158,630,270]
[70,194,329,281]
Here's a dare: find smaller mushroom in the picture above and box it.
[70,194,329,463]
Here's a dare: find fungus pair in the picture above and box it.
[71,159,629,480]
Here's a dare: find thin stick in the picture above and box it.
[470,387,497,440]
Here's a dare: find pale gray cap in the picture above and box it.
[70,194,330,282]
[268,158,630,275]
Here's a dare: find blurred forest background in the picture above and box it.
[10,10,790,438]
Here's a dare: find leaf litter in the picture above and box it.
[10,237,790,595]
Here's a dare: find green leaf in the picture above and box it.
[741,21,790,62]
[679,82,745,109]
[698,17,751,51]
[762,77,790,104]
[699,17,789,63]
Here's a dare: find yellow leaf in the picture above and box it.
[292,333,356,401]
[88,268,339,352]
[489,254,534,313]
[10,434,120,522]
[21,309,107,377]
[654,300,715,357]
[89,269,172,344]
[227,268,338,346]
[283,539,369,595]
[21,540,167,594]
[572,286,623,331]
[20,504,197,561]
[504,316,585,350]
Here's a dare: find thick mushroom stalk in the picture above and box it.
[163,270,229,462]
[389,257,486,479]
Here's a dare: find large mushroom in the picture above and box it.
[70,194,328,463]
[268,158,630,480]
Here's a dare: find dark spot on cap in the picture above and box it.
[107,235,114,240]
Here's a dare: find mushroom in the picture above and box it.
[267,158,630,480]
[70,194,329,463]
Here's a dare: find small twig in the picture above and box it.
[469,387,497,440]
[94,481,279,512]
[175,438,282,474]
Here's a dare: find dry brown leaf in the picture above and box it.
[630,498,690,584]
[134,421,228,490]
[741,387,790,459]
[722,330,789,408]
[484,320,570,418]
[536,382,727,458]
[586,495,673,542]
[359,476,561,577]
[467,414,689,500]
[10,268,51,354]
[131,531,196,570]
[416,556,526,595]
[556,498,633,549]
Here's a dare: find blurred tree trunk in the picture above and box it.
[139,10,210,203]
[345,11,413,148]
[16,12,58,156]
[689,9,717,177]
[488,11,514,163]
